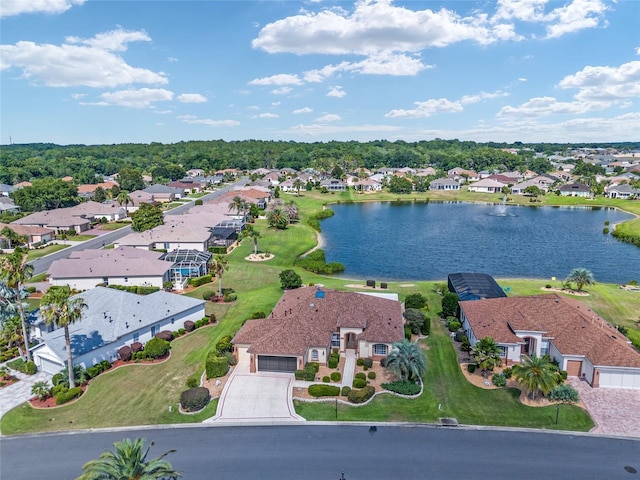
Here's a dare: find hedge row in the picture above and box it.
[56,387,83,405]
[308,384,341,397]
[107,285,159,295]
[348,385,375,404]
[381,381,421,395]
[190,275,212,287]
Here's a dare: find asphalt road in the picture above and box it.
[28,179,248,276]
[1,425,639,479]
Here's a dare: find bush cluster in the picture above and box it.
[190,275,212,287]
[7,359,37,375]
[55,386,83,405]
[381,381,421,395]
[86,360,112,379]
[328,350,340,369]
[347,385,375,404]
[295,249,345,274]
[352,378,367,388]
[367,371,376,380]
[306,208,334,232]
[215,335,234,354]
[205,351,229,379]
[180,386,210,412]
[309,384,341,397]
[107,285,159,295]
[492,373,507,387]
[144,338,170,358]
[362,358,373,368]
[295,363,317,381]
[208,246,228,255]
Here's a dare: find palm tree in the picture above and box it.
[0,227,27,249]
[512,355,559,400]
[471,336,502,377]
[565,268,595,292]
[78,437,181,480]
[292,178,304,197]
[266,208,289,230]
[229,195,248,217]
[211,254,229,298]
[116,190,133,214]
[384,339,427,383]
[243,226,261,255]
[0,251,34,361]
[40,286,87,388]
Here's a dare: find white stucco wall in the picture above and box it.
[51,274,167,291]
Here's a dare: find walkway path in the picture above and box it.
[0,368,52,419]
[342,350,356,388]
[569,377,640,438]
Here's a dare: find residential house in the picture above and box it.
[233,287,404,373]
[143,184,185,201]
[186,168,205,177]
[0,184,14,197]
[77,182,118,199]
[319,178,347,191]
[168,179,205,194]
[31,287,205,374]
[415,167,438,177]
[48,246,173,290]
[353,177,383,192]
[558,183,592,197]
[159,249,212,288]
[0,197,20,213]
[467,178,507,193]
[447,168,480,183]
[510,176,556,195]
[429,178,460,191]
[114,190,156,213]
[0,222,55,247]
[459,294,640,389]
[11,201,125,233]
[262,171,281,186]
[115,222,214,252]
[605,184,639,199]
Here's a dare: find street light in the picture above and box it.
[339,470,346,480]
[555,404,560,424]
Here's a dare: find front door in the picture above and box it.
[346,333,357,349]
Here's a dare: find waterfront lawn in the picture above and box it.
[295,320,594,432]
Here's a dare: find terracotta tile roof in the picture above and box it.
[460,295,640,368]
[233,287,404,357]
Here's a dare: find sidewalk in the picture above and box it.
[0,368,52,418]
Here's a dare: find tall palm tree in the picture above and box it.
[0,251,34,361]
[242,226,261,255]
[292,178,304,197]
[565,267,595,292]
[512,354,559,400]
[211,254,229,298]
[471,336,502,377]
[78,437,181,480]
[40,286,87,388]
[384,339,427,383]
[116,190,133,214]
[228,195,248,217]
[0,227,27,249]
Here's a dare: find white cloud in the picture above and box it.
[327,86,346,98]
[254,113,279,119]
[272,101,281,106]
[178,115,240,127]
[271,87,293,95]
[248,73,303,86]
[286,122,402,138]
[88,88,173,108]
[386,90,507,118]
[0,29,167,87]
[177,93,207,103]
[70,93,86,99]
[497,96,599,117]
[518,77,528,82]
[0,0,85,18]
[293,107,313,114]
[558,61,640,101]
[315,114,341,123]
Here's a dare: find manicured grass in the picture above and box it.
[295,320,594,432]
[98,222,130,231]
[25,244,69,260]
[63,234,98,242]
[29,272,48,282]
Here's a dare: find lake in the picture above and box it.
[319,201,640,284]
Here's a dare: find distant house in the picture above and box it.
[48,246,173,290]
[0,197,20,213]
[31,287,205,374]
[115,223,214,252]
[605,184,639,199]
[11,201,125,233]
[233,287,404,373]
[0,184,14,197]
[429,178,460,191]
[319,178,347,191]
[262,171,281,186]
[459,295,640,389]
[77,182,118,199]
[353,177,382,192]
[168,179,205,194]
[558,183,592,197]
[510,176,555,195]
[0,222,54,247]
[467,178,507,193]
[143,184,185,201]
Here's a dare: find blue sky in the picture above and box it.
[1,0,638,145]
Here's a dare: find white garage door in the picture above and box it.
[598,369,640,389]
[39,357,64,375]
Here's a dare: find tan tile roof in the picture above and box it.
[233,287,404,357]
[460,295,640,368]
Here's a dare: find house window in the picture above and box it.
[102,277,109,286]
[151,325,158,337]
[331,333,340,347]
[133,332,139,343]
[311,349,319,361]
[498,346,507,357]
[124,277,128,283]
[373,344,388,356]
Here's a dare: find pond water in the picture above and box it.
[319,201,640,284]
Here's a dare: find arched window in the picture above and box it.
[311,349,319,361]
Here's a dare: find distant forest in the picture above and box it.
[1,139,638,185]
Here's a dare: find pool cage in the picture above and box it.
[160,249,212,290]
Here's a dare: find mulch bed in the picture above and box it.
[0,376,19,389]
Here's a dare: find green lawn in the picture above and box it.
[295,320,594,432]
[98,222,130,231]
[25,244,69,260]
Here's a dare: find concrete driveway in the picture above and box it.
[209,362,303,423]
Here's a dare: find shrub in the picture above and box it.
[205,352,229,379]
[136,286,159,295]
[306,362,320,373]
[404,292,427,309]
[355,372,366,380]
[362,358,373,368]
[31,381,51,400]
[100,360,111,371]
[341,386,351,396]
[144,338,170,358]
[295,249,345,274]
[52,373,66,386]
[559,370,568,380]
[25,361,36,375]
[454,330,466,342]
[223,292,237,302]
[249,311,266,320]
[502,367,513,379]
[322,376,331,383]
[381,381,421,395]
[492,373,507,387]
[51,384,68,396]
[190,274,212,287]
[328,356,339,369]
[180,387,210,412]
[548,384,579,403]
[118,345,132,362]
[201,290,216,301]
[86,366,101,378]
[56,387,83,405]
[447,319,461,332]
[184,320,195,332]
[356,358,364,367]
[209,313,217,324]
[404,308,426,334]
[178,328,186,335]
[155,330,174,341]
[442,292,459,317]
[216,335,234,354]
[131,342,143,353]
[186,376,199,388]
[467,363,476,373]
[308,384,341,397]
[330,371,342,382]
[195,199,203,206]
[404,326,412,340]
[421,317,431,336]
[225,351,237,366]
[294,367,316,381]
[348,385,375,404]
[367,371,376,380]
[279,269,302,290]
[352,378,367,388]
